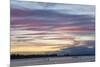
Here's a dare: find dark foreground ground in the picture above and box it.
[10,56,95,67]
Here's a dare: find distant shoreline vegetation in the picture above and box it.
[11,54,95,59]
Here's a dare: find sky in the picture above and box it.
[10,0,95,55]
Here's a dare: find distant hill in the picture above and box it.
[57,46,95,56]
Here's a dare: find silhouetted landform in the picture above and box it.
[11,53,95,59]
[57,47,95,55]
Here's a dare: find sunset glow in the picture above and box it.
[11,0,95,55]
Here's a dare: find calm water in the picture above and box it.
[10,56,95,67]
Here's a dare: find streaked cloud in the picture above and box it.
[11,0,95,55]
